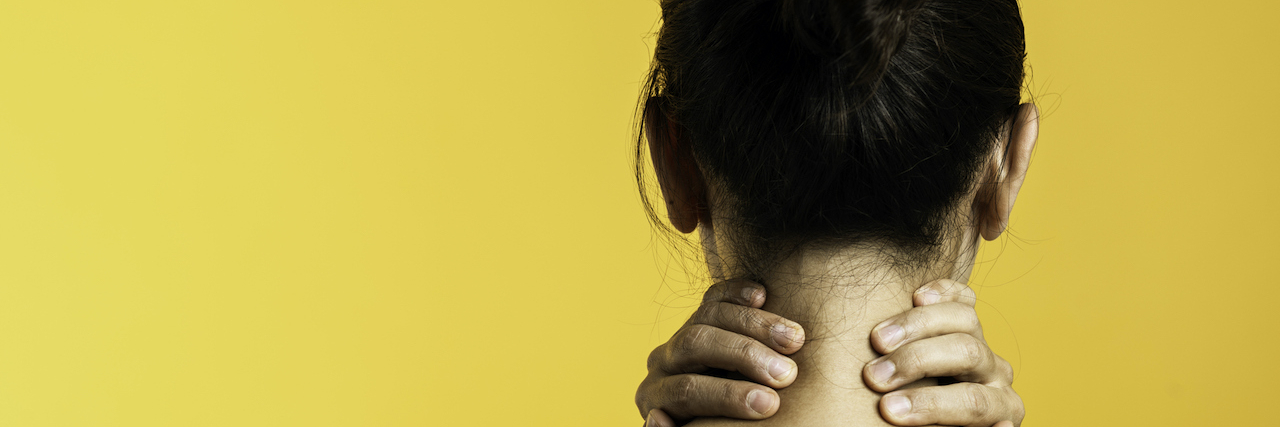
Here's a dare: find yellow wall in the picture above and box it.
[0,1,1275,425]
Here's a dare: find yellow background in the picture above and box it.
[0,1,1276,425]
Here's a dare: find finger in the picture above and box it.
[703,279,767,308]
[690,301,805,353]
[878,383,1024,427]
[645,409,676,427]
[870,302,982,354]
[649,374,780,421]
[652,324,798,388]
[994,421,1016,427]
[865,333,1009,392]
[914,279,978,307]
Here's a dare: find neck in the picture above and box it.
[759,246,930,323]
[758,247,936,374]
[747,246,962,426]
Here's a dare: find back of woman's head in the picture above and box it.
[639,0,1027,273]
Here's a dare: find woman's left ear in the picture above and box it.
[979,103,1039,241]
[645,98,709,234]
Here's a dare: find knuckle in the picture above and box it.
[727,333,758,359]
[997,356,1015,382]
[704,302,730,325]
[692,302,717,324]
[717,302,747,326]
[952,301,977,322]
[673,325,713,359]
[1009,394,1025,422]
[732,304,768,331]
[963,383,993,419]
[647,345,666,371]
[903,310,929,335]
[670,375,698,405]
[635,383,651,414]
[717,377,742,403]
[909,390,940,416]
[957,305,981,329]
[957,335,990,367]
[1011,389,1026,421]
[895,346,927,376]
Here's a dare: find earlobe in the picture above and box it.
[645,99,707,234]
[980,103,1039,241]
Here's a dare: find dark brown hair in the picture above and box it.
[638,0,1027,275]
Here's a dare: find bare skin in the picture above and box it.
[636,103,1039,426]
[681,254,1011,427]
[638,279,1019,427]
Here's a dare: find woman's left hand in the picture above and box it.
[862,279,1024,427]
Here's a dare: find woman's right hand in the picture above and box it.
[635,279,806,426]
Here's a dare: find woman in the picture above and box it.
[631,0,1037,426]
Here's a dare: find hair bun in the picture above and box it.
[782,0,926,86]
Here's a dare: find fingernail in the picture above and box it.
[884,394,912,417]
[918,289,941,305]
[877,324,904,348]
[870,359,895,383]
[768,357,793,381]
[741,287,760,305]
[771,323,798,347]
[747,390,776,415]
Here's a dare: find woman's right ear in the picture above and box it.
[977,103,1039,241]
[645,98,707,234]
